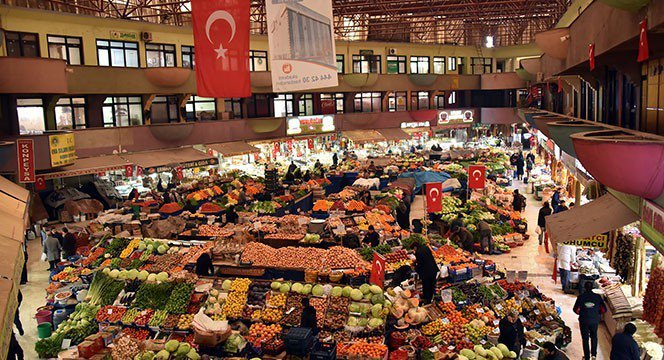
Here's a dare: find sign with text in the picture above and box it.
[641,200,664,254]
[286,115,335,135]
[16,139,35,183]
[110,31,138,41]
[143,158,218,175]
[49,133,76,167]
[401,121,430,129]
[563,233,608,248]
[438,109,474,124]
[369,252,386,288]
[265,0,338,92]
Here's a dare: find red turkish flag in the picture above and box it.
[557,77,562,94]
[307,138,314,150]
[176,166,183,180]
[589,43,596,71]
[638,18,649,62]
[468,165,486,189]
[136,166,143,177]
[125,164,133,178]
[369,252,386,289]
[425,182,443,213]
[34,176,46,191]
[191,0,250,98]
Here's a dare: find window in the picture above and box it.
[496,60,505,73]
[448,91,457,106]
[471,57,492,74]
[457,57,465,74]
[298,94,314,116]
[433,57,446,74]
[410,56,430,74]
[434,93,446,109]
[388,92,407,112]
[354,92,382,112]
[273,94,294,117]
[386,56,406,74]
[17,98,45,135]
[320,93,344,114]
[47,35,82,65]
[55,97,86,129]
[448,57,457,71]
[336,55,345,74]
[246,94,272,118]
[146,43,176,68]
[5,32,39,57]
[103,97,143,127]
[186,96,217,121]
[224,98,242,118]
[250,50,268,71]
[182,46,195,69]
[151,96,180,124]
[352,55,381,74]
[411,91,430,110]
[97,40,139,67]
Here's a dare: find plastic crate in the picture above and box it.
[284,327,315,356]
[311,341,337,360]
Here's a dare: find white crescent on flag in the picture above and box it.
[205,10,237,59]
[429,187,440,202]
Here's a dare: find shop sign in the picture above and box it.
[110,31,138,41]
[143,158,218,175]
[401,121,430,129]
[286,115,335,135]
[563,234,608,248]
[49,133,76,167]
[437,110,474,125]
[42,164,129,180]
[546,139,554,151]
[320,99,336,115]
[641,200,664,253]
[16,139,35,183]
[369,252,386,288]
[561,152,576,175]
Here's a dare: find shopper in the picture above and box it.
[526,152,535,176]
[300,297,318,334]
[410,240,437,304]
[515,153,525,180]
[450,220,475,252]
[314,159,322,171]
[537,201,552,245]
[332,153,338,167]
[610,323,640,360]
[128,188,139,201]
[557,243,576,294]
[498,310,524,355]
[62,228,77,259]
[43,233,62,271]
[541,342,566,360]
[195,251,215,277]
[7,331,23,360]
[574,282,606,360]
[551,188,562,213]
[363,225,380,247]
[367,160,377,173]
[225,205,238,224]
[512,189,525,212]
[51,229,64,247]
[476,220,493,254]
[510,153,519,179]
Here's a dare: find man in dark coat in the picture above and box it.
[537,201,552,245]
[498,310,524,355]
[541,342,566,360]
[62,228,77,259]
[450,220,475,252]
[411,241,438,304]
[300,297,318,334]
[610,323,640,360]
[363,226,380,248]
[574,282,606,360]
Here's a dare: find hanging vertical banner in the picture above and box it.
[35,176,47,191]
[16,139,35,183]
[638,18,649,62]
[588,43,595,71]
[468,165,486,189]
[557,77,562,93]
[287,139,293,152]
[307,138,314,150]
[425,182,443,213]
[136,167,143,177]
[369,252,386,288]
[190,0,251,97]
[124,164,133,178]
[265,0,338,92]
[176,166,184,180]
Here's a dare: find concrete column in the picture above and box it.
[86,95,107,128]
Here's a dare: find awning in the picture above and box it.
[377,128,411,142]
[0,277,18,359]
[0,176,29,204]
[120,147,218,173]
[39,154,129,180]
[342,130,385,143]
[207,141,260,157]
[402,127,431,134]
[431,123,472,132]
[546,193,639,245]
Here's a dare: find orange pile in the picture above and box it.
[340,341,388,358]
[345,200,367,212]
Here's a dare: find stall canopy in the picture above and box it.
[342,130,385,143]
[120,147,217,173]
[377,128,411,142]
[546,193,639,245]
[207,141,260,157]
[0,176,29,204]
[39,154,129,180]
[398,171,451,193]
[0,176,29,242]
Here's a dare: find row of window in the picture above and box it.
[6,31,493,74]
[17,91,459,134]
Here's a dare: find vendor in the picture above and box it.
[557,243,576,294]
[498,310,524,355]
[410,240,437,304]
[476,220,493,254]
[128,188,139,201]
[300,297,318,334]
[363,225,380,247]
[367,160,377,173]
[541,342,566,360]
[226,205,239,224]
[195,251,215,277]
[610,323,640,360]
[450,220,474,252]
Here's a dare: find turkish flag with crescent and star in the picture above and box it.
[468,165,486,189]
[191,0,250,98]
[425,182,443,213]
[369,252,386,288]
[638,18,649,62]
[588,43,595,71]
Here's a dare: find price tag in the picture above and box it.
[493,319,500,326]
[495,304,503,310]
[480,340,487,345]
[448,346,455,351]
[107,309,113,315]
[492,328,500,334]
[519,316,527,323]
[428,346,439,352]
[442,318,450,324]
[545,316,553,321]
[533,309,540,315]
[477,308,485,314]
[297,217,309,226]
[441,289,452,303]
[254,222,262,231]
[61,339,71,349]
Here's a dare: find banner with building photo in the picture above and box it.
[265,0,338,92]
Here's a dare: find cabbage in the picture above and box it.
[358,318,368,327]
[312,284,324,296]
[348,304,361,313]
[165,340,180,353]
[301,284,312,295]
[138,270,149,281]
[118,270,128,280]
[186,349,200,360]
[364,292,373,300]
[156,272,169,282]
[347,316,359,326]
[157,245,168,254]
[137,242,147,251]
[368,318,383,328]
[331,286,342,297]
[147,273,157,282]
[342,286,353,297]
[224,334,247,353]
[359,284,371,295]
[154,350,170,360]
[128,269,139,280]
[371,304,383,318]
[291,283,303,293]
[102,267,111,274]
[369,285,382,294]
[350,289,363,301]
[279,283,291,293]
[371,293,385,305]
[222,280,232,290]
[270,281,281,291]
[141,351,154,360]
[177,343,191,355]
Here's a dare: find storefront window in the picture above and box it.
[320,93,344,114]
[55,97,86,130]
[17,98,45,135]
[336,55,344,74]
[224,98,242,118]
[352,55,381,74]
[250,50,268,71]
[386,56,406,74]
[47,35,82,65]
[471,57,492,74]
[388,92,407,112]
[448,57,457,71]
[410,56,430,74]
[246,94,272,118]
[274,94,294,117]
[151,96,180,123]
[298,94,314,116]
[433,57,446,74]
[434,92,446,109]
[185,96,217,121]
[103,97,143,127]
[410,91,430,110]
[354,92,382,112]
[146,43,176,67]
[182,45,194,69]
[5,32,39,57]
[97,40,139,68]
[448,91,457,106]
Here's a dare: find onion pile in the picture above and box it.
[241,242,368,270]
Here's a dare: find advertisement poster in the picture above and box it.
[265,0,338,92]
[49,133,76,167]
[16,139,35,183]
[286,115,335,136]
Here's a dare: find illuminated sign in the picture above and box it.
[286,115,335,135]
[438,110,474,124]
[401,121,430,129]
[564,234,608,248]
